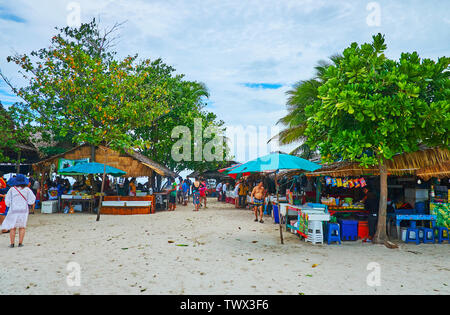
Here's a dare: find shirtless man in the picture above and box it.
[251,181,266,223]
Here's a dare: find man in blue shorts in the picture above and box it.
[251,181,266,223]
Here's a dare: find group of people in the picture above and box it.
[167,177,208,212]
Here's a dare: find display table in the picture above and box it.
[59,195,96,213]
[327,206,369,216]
[101,196,155,215]
[387,212,437,239]
[285,204,330,239]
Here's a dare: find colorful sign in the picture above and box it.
[430,202,450,229]
[58,158,89,171]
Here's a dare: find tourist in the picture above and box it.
[233,181,241,208]
[251,181,266,223]
[177,177,183,204]
[192,177,203,212]
[238,181,248,208]
[129,178,137,196]
[182,179,189,206]
[360,187,379,242]
[199,178,207,209]
[216,181,223,201]
[168,178,177,211]
[222,181,227,202]
[2,174,36,248]
[0,172,9,233]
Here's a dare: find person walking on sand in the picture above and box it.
[2,174,36,248]
[199,178,208,209]
[192,177,203,211]
[251,181,266,223]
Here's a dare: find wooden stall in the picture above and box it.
[33,144,177,215]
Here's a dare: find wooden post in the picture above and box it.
[316,176,322,203]
[275,171,284,245]
[16,151,21,174]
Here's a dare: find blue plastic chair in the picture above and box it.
[327,223,341,245]
[419,227,435,244]
[434,227,450,244]
[405,227,420,245]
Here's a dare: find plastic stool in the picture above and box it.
[327,223,341,245]
[420,227,435,244]
[405,228,420,245]
[434,227,450,244]
[306,220,324,245]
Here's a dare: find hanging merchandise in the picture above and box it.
[359,178,367,187]
[336,178,343,187]
[325,177,332,186]
[331,178,337,187]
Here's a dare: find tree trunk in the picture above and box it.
[373,161,388,244]
[96,149,108,222]
[16,151,21,174]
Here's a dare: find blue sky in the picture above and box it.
[0,0,449,163]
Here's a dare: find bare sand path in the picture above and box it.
[0,199,449,295]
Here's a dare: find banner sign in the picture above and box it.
[58,158,89,171]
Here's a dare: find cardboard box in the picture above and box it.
[41,200,58,214]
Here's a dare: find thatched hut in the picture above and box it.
[307,147,450,179]
[33,144,178,179]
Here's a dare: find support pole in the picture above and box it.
[276,171,284,245]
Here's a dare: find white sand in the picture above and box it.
[0,199,449,295]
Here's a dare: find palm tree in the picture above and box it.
[270,54,342,159]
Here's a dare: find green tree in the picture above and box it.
[305,34,449,244]
[2,20,182,220]
[271,55,341,159]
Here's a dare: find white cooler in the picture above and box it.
[41,200,58,213]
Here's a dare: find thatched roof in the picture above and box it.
[33,144,178,178]
[308,147,450,180]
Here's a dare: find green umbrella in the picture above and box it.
[58,162,126,177]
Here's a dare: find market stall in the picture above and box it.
[305,147,450,244]
[33,144,177,214]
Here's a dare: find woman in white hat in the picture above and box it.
[2,174,36,248]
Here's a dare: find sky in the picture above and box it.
[1,0,449,165]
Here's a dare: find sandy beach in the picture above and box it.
[0,199,449,295]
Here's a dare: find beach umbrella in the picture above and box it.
[228,153,321,244]
[58,162,126,177]
[218,164,252,179]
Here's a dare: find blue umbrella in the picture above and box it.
[228,153,321,245]
[228,153,321,174]
[58,162,126,177]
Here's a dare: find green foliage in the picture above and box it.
[3,19,228,171]
[0,102,35,163]
[273,55,342,159]
[305,33,450,166]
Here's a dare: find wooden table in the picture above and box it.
[59,195,96,213]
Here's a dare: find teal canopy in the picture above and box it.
[228,153,321,175]
[58,162,126,177]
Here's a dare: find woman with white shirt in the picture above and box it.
[2,174,36,248]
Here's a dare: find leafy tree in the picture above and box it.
[135,80,229,173]
[305,34,449,244]
[0,101,36,167]
[2,20,185,220]
[271,55,341,159]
